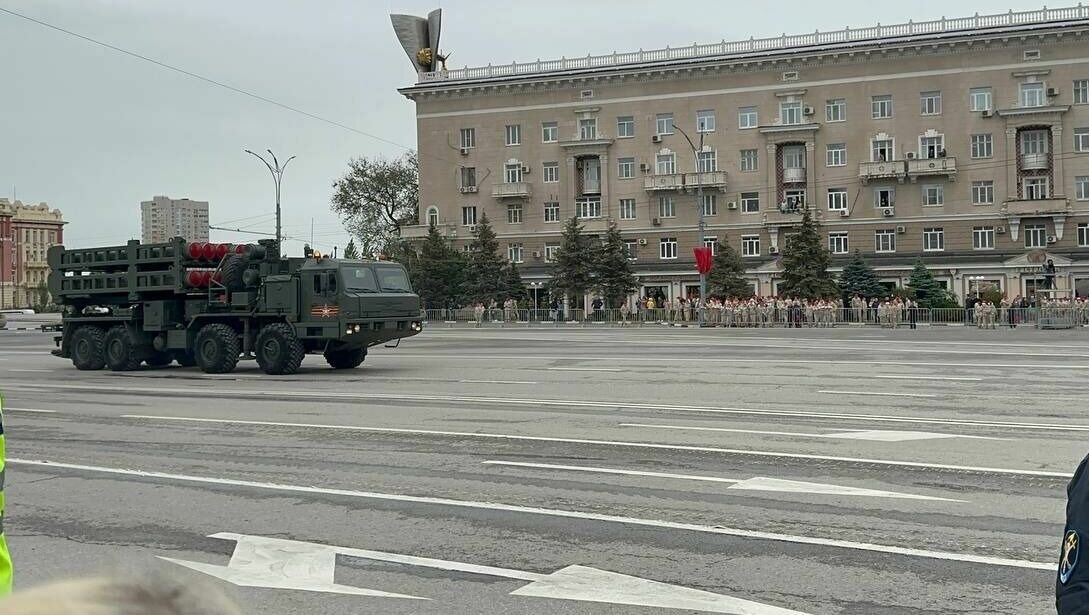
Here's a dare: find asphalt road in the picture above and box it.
[0,325,1082,614]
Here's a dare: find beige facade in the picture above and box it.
[141,195,209,244]
[400,7,1089,303]
[0,199,65,309]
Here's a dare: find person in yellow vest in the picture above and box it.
[0,394,12,595]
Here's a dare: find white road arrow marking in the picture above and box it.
[160,534,426,599]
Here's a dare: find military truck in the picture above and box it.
[47,238,422,375]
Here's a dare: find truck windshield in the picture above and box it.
[341,266,378,293]
[375,267,412,293]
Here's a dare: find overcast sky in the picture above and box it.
[0,0,1049,252]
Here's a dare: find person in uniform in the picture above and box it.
[0,394,13,594]
[1058,452,1089,613]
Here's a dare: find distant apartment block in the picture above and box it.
[141,196,209,243]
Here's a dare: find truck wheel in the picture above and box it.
[70,326,106,371]
[220,255,247,290]
[255,322,305,375]
[145,352,174,368]
[195,323,240,374]
[173,350,197,367]
[324,346,366,369]
[104,325,143,371]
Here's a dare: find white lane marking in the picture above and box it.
[482,461,960,501]
[620,423,1005,442]
[119,415,1071,478]
[546,367,625,372]
[12,458,1052,571]
[5,407,57,413]
[818,390,937,398]
[15,382,1089,433]
[871,375,983,382]
[458,379,538,385]
[6,369,52,373]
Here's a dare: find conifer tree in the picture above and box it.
[707,241,754,299]
[778,206,838,299]
[593,222,637,308]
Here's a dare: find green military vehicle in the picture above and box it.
[47,238,422,375]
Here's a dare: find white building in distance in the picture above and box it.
[140,196,209,243]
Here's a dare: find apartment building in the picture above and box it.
[141,195,209,244]
[0,198,65,308]
[399,6,1089,303]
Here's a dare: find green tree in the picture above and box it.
[906,260,959,308]
[838,250,885,300]
[707,241,754,299]
[331,151,419,257]
[415,224,465,309]
[593,222,638,308]
[778,206,839,299]
[342,239,360,260]
[464,213,505,304]
[502,262,528,303]
[549,216,594,307]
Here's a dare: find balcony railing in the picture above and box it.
[644,174,685,191]
[783,167,806,183]
[400,223,458,240]
[906,156,957,181]
[682,171,728,191]
[763,205,809,225]
[1004,198,1069,216]
[491,182,532,199]
[859,160,905,183]
[1022,153,1050,170]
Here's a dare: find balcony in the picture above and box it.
[644,174,684,191]
[559,134,615,149]
[400,223,458,240]
[1004,198,1069,217]
[906,156,957,182]
[491,182,531,199]
[763,204,808,225]
[682,171,728,192]
[1022,153,1050,170]
[859,160,905,184]
[783,167,806,183]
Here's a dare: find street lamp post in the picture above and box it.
[671,123,707,325]
[244,149,296,253]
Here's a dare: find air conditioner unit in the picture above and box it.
[638,238,648,246]
[1048,235,1057,244]
[727,201,738,210]
[533,251,542,259]
[458,186,478,194]
[981,109,995,118]
[651,134,662,143]
[839,210,850,217]
[803,106,815,116]
[906,152,916,159]
[459,147,469,156]
[882,208,895,217]
[652,217,662,226]
[769,246,780,255]
[1047,87,1060,98]
[521,166,530,174]
[996,226,1007,234]
[896,225,906,234]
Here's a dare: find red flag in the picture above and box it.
[693,246,713,274]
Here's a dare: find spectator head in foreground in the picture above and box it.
[0,574,241,615]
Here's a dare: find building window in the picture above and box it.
[741,235,760,257]
[923,227,944,252]
[920,135,944,159]
[1025,176,1050,200]
[541,122,558,143]
[922,184,944,206]
[656,153,676,175]
[505,124,521,146]
[703,237,717,254]
[619,198,636,220]
[543,201,559,223]
[973,226,995,250]
[577,198,601,219]
[738,106,758,129]
[1021,82,1045,108]
[659,237,678,260]
[970,87,993,111]
[783,189,806,211]
[544,243,560,262]
[920,91,942,115]
[826,98,846,122]
[1021,129,1049,156]
[617,157,635,179]
[462,206,477,226]
[504,163,523,184]
[971,134,993,159]
[657,196,675,218]
[697,150,717,173]
[426,207,439,227]
[507,203,523,224]
[700,194,718,217]
[460,166,477,189]
[826,143,846,167]
[696,109,716,133]
[1077,176,1089,200]
[871,139,893,162]
[617,116,635,138]
[1079,224,1089,247]
[508,243,524,263]
[828,232,849,255]
[1076,80,1089,105]
[874,186,895,208]
[459,128,475,149]
[540,162,559,183]
[623,240,637,261]
[780,100,802,125]
[1024,224,1047,248]
[972,181,995,205]
[740,149,758,172]
[1075,128,1089,152]
[578,118,597,140]
[827,188,848,211]
[871,95,893,119]
[875,229,896,253]
[655,113,674,135]
[740,192,760,213]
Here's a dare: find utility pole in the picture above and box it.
[244,149,295,253]
[672,123,707,325]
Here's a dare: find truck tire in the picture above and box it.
[173,350,197,367]
[104,325,143,371]
[70,326,106,371]
[195,323,240,374]
[324,346,366,369]
[145,352,174,368]
[255,322,305,375]
[220,255,247,290]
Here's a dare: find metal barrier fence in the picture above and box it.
[420,307,1089,329]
